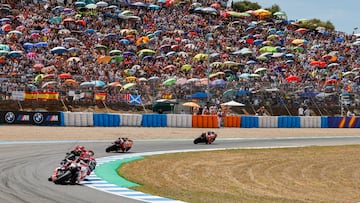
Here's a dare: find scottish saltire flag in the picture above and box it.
[128,94,141,105]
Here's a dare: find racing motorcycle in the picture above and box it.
[193,132,217,144]
[49,159,88,185]
[105,138,133,153]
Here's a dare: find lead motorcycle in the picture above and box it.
[49,159,89,185]
[105,138,133,153]
[193,132,217,144]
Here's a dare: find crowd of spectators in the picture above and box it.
[0,0,359,114]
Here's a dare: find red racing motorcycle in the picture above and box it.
[193,132,217,144]
[105,138,133,153]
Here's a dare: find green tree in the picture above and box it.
[297,18,335,31]
[265,4,280,13]
[232,0,261,12]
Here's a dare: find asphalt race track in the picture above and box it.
[1,136,360,203]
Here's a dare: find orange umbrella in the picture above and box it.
[97,55,111,63]
[63,79,78,87]
[58,73,72,79]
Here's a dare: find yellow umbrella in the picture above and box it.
[254,9,271,17]
[124,76,139,82]
[181,64,192,71]
[97,55,111,63]
[182,102,200,108]
[193,53,208,60]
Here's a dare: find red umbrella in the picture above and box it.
[210,3,221,8]
[2,24,11,32]
[325,79,337,85]
[58,73,72,79]
[286,75,300,83]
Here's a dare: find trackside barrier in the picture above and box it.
[328,116,360,128]
[192,115,218,128]
[141,114,167,127]
[223,116,241,127]
[120,114,142,126]
[300,116,322,128]
[61,112,94,126]
[278,116,300,128]
[240,116,259,128]
[166,114,192,128]
[258,116,278,128]
[93,113,120,127]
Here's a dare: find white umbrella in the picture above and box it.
[96,1,108,7]
[220,100,245,107]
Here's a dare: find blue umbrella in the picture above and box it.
[122,51,134,56]
[210,79,227,87]
[34,42,48,48]
[119,38,130,45]
[85,29,96,33]
[8,50,23,58]
[23,42,34,49]
[142,55,153,61]
[51,46,68,54]
[246,60,257,65]
[91,80,106,87]
[148,4,160,10]
[74,1,86,7]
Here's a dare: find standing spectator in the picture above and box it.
[346,108,355,117]
[256,106,270,116]
[298,104,304,116]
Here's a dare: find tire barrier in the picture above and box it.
[166,114,192,128]
[61,112,94,127]
[278,116,301,128]
[120,114,142,126]
[5,111,358,128]
[258,116,278,128]
[192,115,219,128]
[300,116,322,128]
[93,113,120,127]
[328,116,360,128]
[141,114,167,127]
[241,116,259,128]
[223,116,241,127]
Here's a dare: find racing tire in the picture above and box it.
[194,137,202,144]
[54,170,73,185]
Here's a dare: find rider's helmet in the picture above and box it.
[80,151,91,162]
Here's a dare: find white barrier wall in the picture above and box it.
[63,112,93,127]
[258,116,278,128]
[120,114,142,126]
[166,114,192,128]
[300,116,322,128]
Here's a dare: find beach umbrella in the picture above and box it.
[148,4,160,10]
[182,102,200,108]
[41,81,58,89]
[51,46,68,54]
[74,1,86,7]
[106,81,121,88]
[91,80,105,87]
[58,73,72,79]
[34,42,48,48]
[0,44,10,51]
[63,79,78,87]
[210,79,226,87]
[138,49,156,55]
[109,49,122,56]
[110,56,123,63]
[85,3,97,9]
[221,100,245,107]
[96,1,108,7]
[0,50,9,56]
[122,82,136,90]
[286,75,300,83]
[193,53,208,60]
[27,52,37,58]
[186,78,200,83]
[8,50,22,58]
[79,81,94,88]
[254,67,267,73]
[181,64,192,71]
[162,78,177,86]
[124,76,139,83]
[58,29,71,35]
[249,73,261,78]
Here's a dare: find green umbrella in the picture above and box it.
[110,56,123,63]
[162,78,177,86]
[109,49,121,56]
[254,68,267,73]
[210,61,223,68]
[0,50,9,56]
[95,44,108,49]
[181,64,192,71]
[50,16,62,24]
[259,46,276,53]
[138,49,156,55]
[34,74,44,83]
[122,82,136,90]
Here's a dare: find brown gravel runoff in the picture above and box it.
[2,126,360,202]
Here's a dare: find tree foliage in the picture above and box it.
[265,4,280,14]
[231,0,261,12]
[297,18,335,31]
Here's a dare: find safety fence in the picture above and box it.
[0,111,359,128]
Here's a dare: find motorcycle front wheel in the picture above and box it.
[105,145,117,153]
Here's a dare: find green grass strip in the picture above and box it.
[94,156,144,187]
